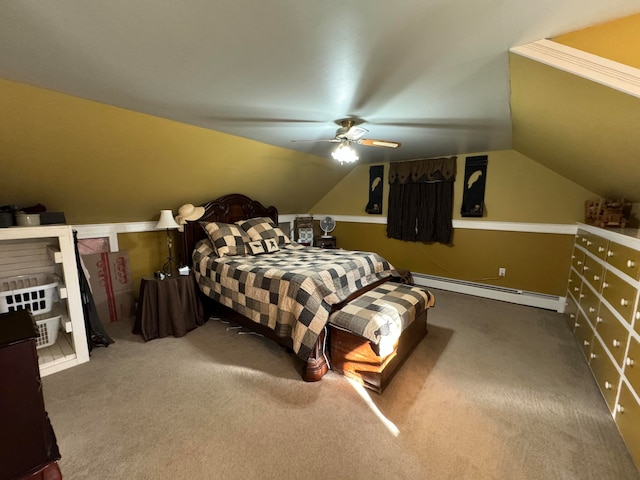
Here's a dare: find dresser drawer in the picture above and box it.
[606,241,640,280]
[582,256,604,292]
[624,335,640,392]
[564,295,579,332]
[574,312,594,359]
[595,303,629,367]
[583,232,609,260]
[567,269,582,301]
[589,337,620,412]
[579,283,600,324]
[615,383,640,468]
[571,246,586,274]
[601,270,637,324]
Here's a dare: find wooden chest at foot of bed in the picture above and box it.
[328,283,433,393]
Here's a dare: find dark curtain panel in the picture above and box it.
[387,157,456,244]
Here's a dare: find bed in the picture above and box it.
[181,193,433,388]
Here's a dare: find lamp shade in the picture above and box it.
[156,210,180,229]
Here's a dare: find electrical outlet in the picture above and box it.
[499,268,506,277]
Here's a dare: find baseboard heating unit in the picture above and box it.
[411,273,565,313]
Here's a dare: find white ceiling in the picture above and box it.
[1,1,639,164]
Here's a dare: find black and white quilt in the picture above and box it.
[193,240,395,359]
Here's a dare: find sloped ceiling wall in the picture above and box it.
[511,14,640,203]
[0,79,349,223]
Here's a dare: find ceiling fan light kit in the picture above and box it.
[293,118,401,163]
[332,141,359,164]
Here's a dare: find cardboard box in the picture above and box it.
[82,251,135,323]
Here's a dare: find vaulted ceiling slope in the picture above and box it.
[511,13,640,203]
[1,1,638,168]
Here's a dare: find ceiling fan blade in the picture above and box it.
[357,139,401,148]
[291,139,340,144]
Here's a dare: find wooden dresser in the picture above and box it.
[565,223,640,468]
[0,309,62,480]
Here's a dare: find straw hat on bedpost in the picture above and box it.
[175,203,205,232]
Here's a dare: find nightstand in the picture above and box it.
[316,236,337,249]
[133,273,205,341]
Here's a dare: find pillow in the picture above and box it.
[236,217,291,245]
[247,239,280,255]
[200,222,251,257]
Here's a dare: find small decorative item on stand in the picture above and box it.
[295,215,314,246]
[156,210,180,276]
[585,198,631,228]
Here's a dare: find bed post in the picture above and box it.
[302,328,329,382]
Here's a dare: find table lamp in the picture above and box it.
[156,209,180,276]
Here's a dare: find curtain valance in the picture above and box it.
[388,156,457,184]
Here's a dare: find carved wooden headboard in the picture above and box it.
[181,193,278,264]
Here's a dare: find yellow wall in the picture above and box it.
[553,13,640,69]
[311,151,596,296]
[312,150,594,222]
[332,223,573,296]
[0,78,349,224]
[510,53,640,202]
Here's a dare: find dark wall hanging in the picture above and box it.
[461,155,488,217]
[365,165,384,214]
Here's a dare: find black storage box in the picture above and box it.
[0,212,13,228]
[39,212,66,225]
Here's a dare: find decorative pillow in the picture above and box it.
[236,217,291,245]
[200,221,251,257]
[247,239,280,255]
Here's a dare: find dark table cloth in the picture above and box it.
[133,273,205,341]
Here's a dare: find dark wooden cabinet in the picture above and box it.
[315,236,336,249]
[0,310,62,480]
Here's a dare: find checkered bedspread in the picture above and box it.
[193,241,396,359]
[328,282,434,357]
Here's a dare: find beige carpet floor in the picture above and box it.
[42,289,640,479]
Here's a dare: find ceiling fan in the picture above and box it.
[292,119,401,149]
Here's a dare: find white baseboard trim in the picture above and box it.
[310,215,577,234]
[412,272,566,313]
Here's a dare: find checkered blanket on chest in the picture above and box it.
[193,241,395,359]
[328,282,434,357]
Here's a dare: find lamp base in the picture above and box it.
[161,258,179,277]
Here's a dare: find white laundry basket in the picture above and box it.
[0,274,59,315]
[35,314,62,349]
